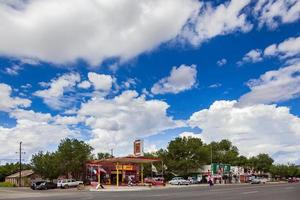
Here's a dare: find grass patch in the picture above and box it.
[0,182,16,187]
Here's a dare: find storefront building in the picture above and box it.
[86,156,160,186]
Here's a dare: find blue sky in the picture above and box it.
[0,0,300,164]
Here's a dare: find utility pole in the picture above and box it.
[110,149,113,157]
[210,144,213,165]
[19,141,22,187]
[16,142,25,187]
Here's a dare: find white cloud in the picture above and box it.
[239,61,300,106]
[240,49,263,64]
[77,80,91,89]
[182,0,252,45]
[151,64,197,94]
[34,73,81,109]
[217,58,227,66]
[179,131,201,139]
[209,83,222,88]
[0,0,199,65]
[238,36,300,65]
[0,83,31,112]
[3,65,22,75]
[188,100,300,163]
[87,72,113,91]
[123,78,137,89]
[0,109,75,162]
[264,36,300,59]
[254,0,300,29]
[78,90,182,154]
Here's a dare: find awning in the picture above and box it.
[88,156,161,164]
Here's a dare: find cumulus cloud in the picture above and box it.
[239,61,300,106]
[0,109,75,162]
[254,0,300,29]
[264,36,300,59]
[239,49,263,64]
[182,0,252,45]
[34,73,81,109]
[0,83,31,112]
[77,80,91,89]
[179,131,201,139]
[87,72,113,91]
[238,36,300,65]
[3,65,22,76]
[78,90,182,154]
[151,64,197,95]
[0,0,199,65]
[217,58,227,66]
[189,100,300,163]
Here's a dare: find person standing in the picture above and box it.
[208,178,214,188]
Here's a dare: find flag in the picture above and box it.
[151,164,158,173]
[99,167,107,173]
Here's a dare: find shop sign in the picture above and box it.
[123,165,133,171]
[211,163,231,175]
[115,165,134,171]
[134,139,144,157]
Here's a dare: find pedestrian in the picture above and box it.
[128,175,133,187]
[208,178,214,189]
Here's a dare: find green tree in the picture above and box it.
[31,151,60,180]
[255,154,274,172]
[270,164,289,178]
[164,137,209,177]
[56,138,93,179]
[234,156,248,167]
[209,139,239,165]
[97,152,113,160]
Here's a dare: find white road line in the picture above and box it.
[242,190,258,194]
[284,187,295,190]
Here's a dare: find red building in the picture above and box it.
[86,156,160,186]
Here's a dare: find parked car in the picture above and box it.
[288,177,299,183]
[144,177,165,186]
[31,181,57,190]
[250,178,260,184]
[57,179,83,189]
[168,177,190,185]
[188,177,200,184]
[31,181,44,190]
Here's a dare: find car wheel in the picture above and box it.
[64,185,69,189]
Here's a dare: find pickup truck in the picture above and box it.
[57,179,83,189]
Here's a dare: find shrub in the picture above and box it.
[0,182,16,187]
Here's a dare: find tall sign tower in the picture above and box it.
[133,139,144,157]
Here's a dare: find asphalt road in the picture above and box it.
[1,183,299,200]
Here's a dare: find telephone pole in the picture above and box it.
[16,142,25,187]
[19,141,22,187]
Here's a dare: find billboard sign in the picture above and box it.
[134,139,144,157]
[211,163,231,175]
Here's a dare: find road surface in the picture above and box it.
[1,183,299,200]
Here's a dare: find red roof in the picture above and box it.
[87,156,161,164]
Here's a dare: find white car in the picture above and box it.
[57,179,83,189]
[168,177,190,185]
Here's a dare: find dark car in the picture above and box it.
[31,181,57,190]
[31,181,44,190]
